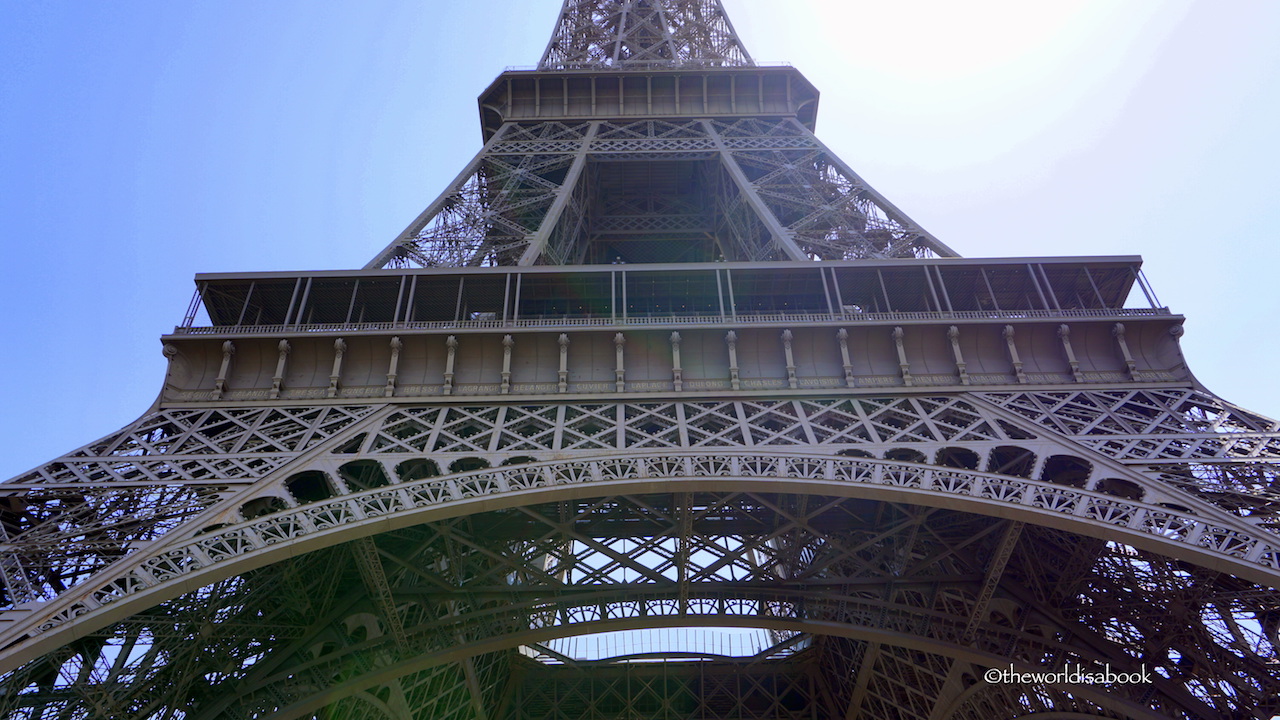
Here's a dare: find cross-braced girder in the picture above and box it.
[5,0,1279,717]
[540,0,752,70]
[6,389,1280,638]
[3,382,1280,719]
[367,116,956,269]
[3,483,1274,719]
[1,381,1279,719]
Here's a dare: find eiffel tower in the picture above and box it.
[3,1,1279,718]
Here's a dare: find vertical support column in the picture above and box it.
[443,336,458,396]
[877,269,893,312]
[1026,263,1051,310]
[670,332,683,392]
[922,266,943,312]
[1113,323,1138,379]
[948,326,969,386]
[1057,325,1082,382]
[836,328,854,387]
[297,278,315,326]
[725,331,740,390]
[934,266,955,312]
[614,332,626,392]
[781,329,798,389]
[725,269,737,319]
[829,267,847,314]
[892,327,912,387]
[328,338,347,398]
[1133,267,1160,309]
[392,276,407,324]
[501,273,512,325]
[558,333,570,393]
[270,340,291,399]
[1037,265,1061,311]
[980,268,1001,312]
[182,284,205,328]
[513,274,523,324]
[236,281,256,327]
[820,267,836,316]
[344,280,359,324]
[501,335,514,394]
[213,341,235,399]
[1084,266,1107,307]
[715,269,726,321]
[282,278,302,326]
[1003,325,1027,384]
[385,337,402,397]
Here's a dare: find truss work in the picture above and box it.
[540,0,754,69]
[2,1,1279,719]
[366,117,956,269]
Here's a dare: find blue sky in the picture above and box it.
[1,0,1278,479]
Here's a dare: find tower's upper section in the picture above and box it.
[365,0,959,269]
[539,0,753,70]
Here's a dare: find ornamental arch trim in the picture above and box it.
[4,451,1279,674]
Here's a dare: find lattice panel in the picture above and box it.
[859,645,954,720]
[0,405,377,609]
[1147,463,1280,527]
[948,681,1116,720]
[0,485,221,608]
[978,389,1280,459]
[375,111,958,268]
[593,118,710,143]
[540,0,753,70]
[810,637,867,717]
[709,117,945,260]
[977,388,1280,524]
[359,397,1034,459]
[12,406,369,487]
[4,489,1275,719]
[380,122,595,269]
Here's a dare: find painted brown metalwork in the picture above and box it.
[1,2,1278,719]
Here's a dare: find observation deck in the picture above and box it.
[159,256,1185,404]
[478,64,819,139]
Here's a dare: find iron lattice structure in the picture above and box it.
[539,0,754,69]
[2,1,1279,719]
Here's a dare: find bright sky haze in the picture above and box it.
[1,0,1278,478]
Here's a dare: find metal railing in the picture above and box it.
[504,60,794,72]
[173,307,1171,337]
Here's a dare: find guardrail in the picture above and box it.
[173,307,1172,336]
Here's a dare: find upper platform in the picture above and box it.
[162,255,1182,405]
[478,65,819,140]
[365,0,955,269]
[184,256,1153,335]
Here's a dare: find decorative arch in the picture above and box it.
[285,470,336,504]
[5,449,1276,682]
[1041,455,1092,489]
